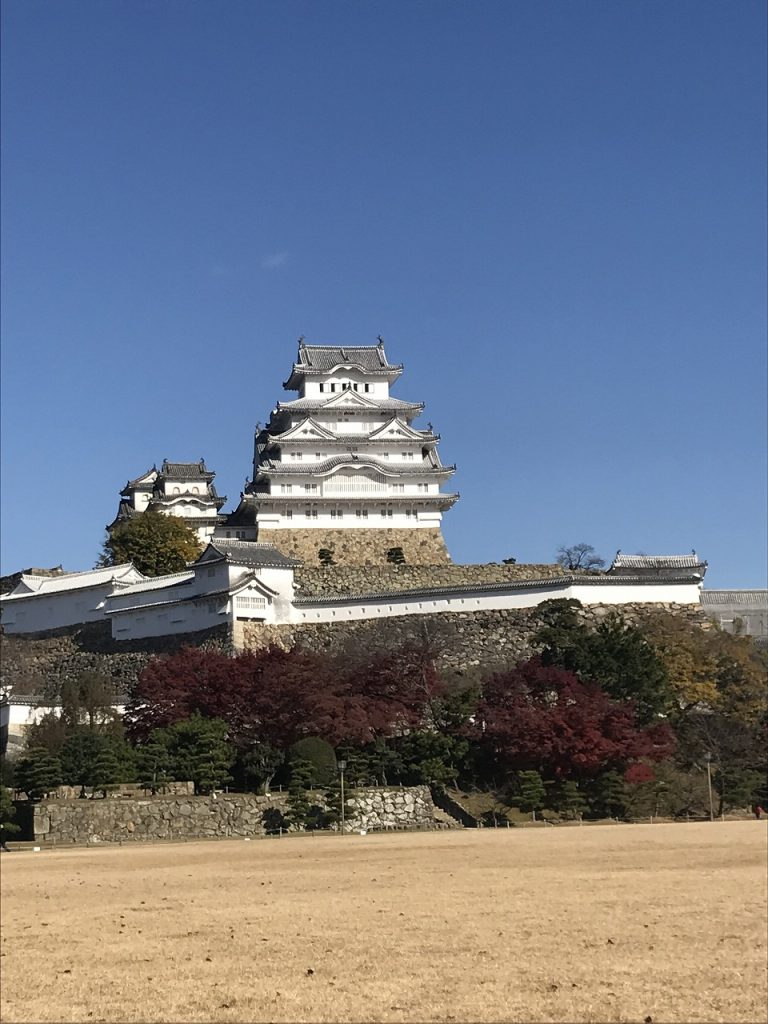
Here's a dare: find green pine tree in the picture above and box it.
[286,759,313,830]
[15,747,63,801]
[517,770,547,821]
[90,749,122,798]
[591,770,627,819]
[560,780,587,820]
[1,785,20,847]
[136,739,174,794]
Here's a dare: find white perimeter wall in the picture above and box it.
[1,585,116,633]
[293,581,703,624]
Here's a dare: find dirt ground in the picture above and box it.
[1,821,766,1023]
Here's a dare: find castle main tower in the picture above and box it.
[238,340,458,565]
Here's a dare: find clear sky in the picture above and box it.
[2,0,766,588]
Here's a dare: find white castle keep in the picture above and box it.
[111,341,458,564]
[1,340,709,643]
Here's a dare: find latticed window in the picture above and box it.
[235,595,267,611]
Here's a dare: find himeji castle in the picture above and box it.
[110,342,459,565]
[1,338,713,645]
[225,340,458,564]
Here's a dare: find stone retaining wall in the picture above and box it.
[32,786,437,844]
[240,602,709,672]
[0,622,233,697]
[263,528,451,566]
[294,562,566,597]
[2,584,710,701]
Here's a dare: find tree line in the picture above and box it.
[2,600,766,837]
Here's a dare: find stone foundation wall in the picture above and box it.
[240,602,709,671]
[0,622,233,698]
[295,562,566,598]
[261,528,452,566]
[32,786,436,844]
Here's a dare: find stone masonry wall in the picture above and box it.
[295,562,566,597]
[239,602,710,672]
[32,786,436,844]
[263,528,451,566]
[0,622,233,698]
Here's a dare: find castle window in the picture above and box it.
[281,484,293,494]
[226,531,231,538]
[207,567,216,578]
[364,384,370,393]
[319,383,324,392]
[286,510,293,519]
[330,383,336,392]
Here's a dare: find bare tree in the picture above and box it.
[556,543,605,572]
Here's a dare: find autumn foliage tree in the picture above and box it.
[471,658,674,784]
[640,610,768,721]
[126,643,443,752]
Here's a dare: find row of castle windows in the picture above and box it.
[286,452,418,463]
[294,508,418,520]
[279,483,428,494]
[318,382,371,393]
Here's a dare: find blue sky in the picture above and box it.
[2,0,766,587]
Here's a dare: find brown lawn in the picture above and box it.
[1,822,766,1023]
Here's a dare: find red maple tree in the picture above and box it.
[472,658,674,780]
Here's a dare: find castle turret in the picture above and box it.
[109,459,227,545]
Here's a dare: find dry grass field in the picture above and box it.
[1,822,766,1024]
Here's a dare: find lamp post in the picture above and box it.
[338,760,347,835]
[705,752,714,821]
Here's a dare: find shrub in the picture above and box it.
[287,737,337,787]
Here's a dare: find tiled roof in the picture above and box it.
[256,454,455,478]
[610,552,705,570]
[110,571,196,596]
[1,564,142,599]
[122,467,157,491]
[248,492,460,510]
[203,539,302,567]
[222,497,259,526]
[701,590,768,606]
[160,460,215,480]
[298,344,399,372]
[112,500,140,522]
[277,397,423,413]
